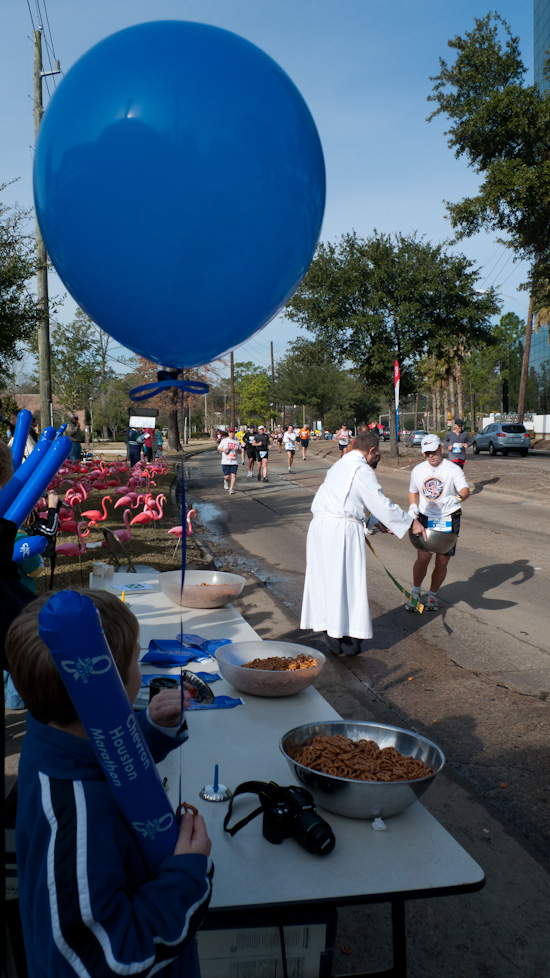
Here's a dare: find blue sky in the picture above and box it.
[4,0,534,375]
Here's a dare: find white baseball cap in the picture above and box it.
[421,434,441,453]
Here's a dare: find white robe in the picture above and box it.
[301,450,412,640]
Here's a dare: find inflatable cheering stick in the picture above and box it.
[38,591,179,873]
[9,409,33,471]
[12,535,47,564]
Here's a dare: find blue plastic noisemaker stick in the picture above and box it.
[38,591,179,873]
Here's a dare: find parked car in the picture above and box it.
[404,430,427,447]
[379,426,390,441]
[472,423,530,456]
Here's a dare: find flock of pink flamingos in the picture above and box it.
[41,455,195,561]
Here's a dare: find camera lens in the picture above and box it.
[294,812,335,855]
[149,677,178,702]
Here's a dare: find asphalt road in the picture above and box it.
[182,440,550,978]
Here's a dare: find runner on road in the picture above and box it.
[442,419,471,469]
[283,424,297,472]
[252,425,271,482]
[299,425,310,460]
[236,426,247,466]
[335,423,350,458]
[243,424,258,479]
[406,434,470,611]
[217,426,240,494]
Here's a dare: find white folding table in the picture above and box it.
[96,572,485,977]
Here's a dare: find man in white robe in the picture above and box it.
[301,428,425,656]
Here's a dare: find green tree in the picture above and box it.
[38,310,113,413]
[284,231,497,451]
[0,189,41,366]
[238,371,271,424]
[275,338,379,428]
[461,312,524,423]
[427,13,550,418]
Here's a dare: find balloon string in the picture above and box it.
[129,370,209,403]
[180,386,186,594]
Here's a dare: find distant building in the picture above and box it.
[534,0,550,91]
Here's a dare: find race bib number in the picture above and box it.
[452,443,463,454]
[427,517,452,532]
[259,451,267,458]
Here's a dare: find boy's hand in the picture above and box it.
[174,813,212,857]
[148,685,194,727]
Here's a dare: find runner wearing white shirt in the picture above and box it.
[335,423,350,458]
[217,427,240,494]
[406,433,469,612]
[283,425,297,472]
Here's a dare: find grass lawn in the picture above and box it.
[34,463,210,594]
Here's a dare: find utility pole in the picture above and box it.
[271,340,276,421]
[34,27,60,430]
[230,352,235,428]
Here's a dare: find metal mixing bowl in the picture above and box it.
[215,641,325,697]
[280,720,444,819]
[409,526,458,554]
[159,570,246,608]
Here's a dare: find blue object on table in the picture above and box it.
[142,643,212,666]
[187,695,244,711]
[178,633,232,655]
[140,672,222,686]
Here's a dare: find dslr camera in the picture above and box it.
[224,779,335,856]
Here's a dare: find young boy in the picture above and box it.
[6,590,213,978]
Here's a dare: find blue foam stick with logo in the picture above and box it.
[38,590,178,873]
[12,535,47,563]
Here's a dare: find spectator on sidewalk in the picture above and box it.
[67,414,84,461]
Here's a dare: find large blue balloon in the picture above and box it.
[33,21,325,368]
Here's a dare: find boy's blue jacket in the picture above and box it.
[16,711,213,977]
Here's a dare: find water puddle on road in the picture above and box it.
[195,501,226,540]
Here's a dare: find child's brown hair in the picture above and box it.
[6,590,139,725]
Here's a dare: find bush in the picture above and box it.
[190,431,210,439]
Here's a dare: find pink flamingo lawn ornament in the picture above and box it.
[144,494,166,519]
[130,494,166,526]
[168,509,196,557]
[113,509,132,544]
[55,522,90,557]
[55,521,90,584]
[82,495,112,526]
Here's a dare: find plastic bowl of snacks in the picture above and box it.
[159,570,246,609]
[215,641,325,697]
[280,720,444,819]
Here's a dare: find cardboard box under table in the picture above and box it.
[94,573,485,978]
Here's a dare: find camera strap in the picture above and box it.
[223,780,269,836]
